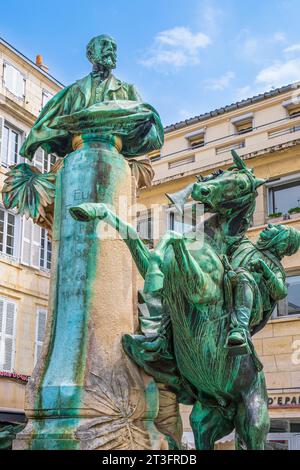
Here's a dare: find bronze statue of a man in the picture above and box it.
[20,34,162,161]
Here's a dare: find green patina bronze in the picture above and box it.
[70,150,300,450]
[2,35,164,450]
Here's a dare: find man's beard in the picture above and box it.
[94,53,116,71]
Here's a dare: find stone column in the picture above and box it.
[13,136,165,450]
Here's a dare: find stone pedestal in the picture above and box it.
[13,135,165,450]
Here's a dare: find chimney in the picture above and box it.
[35,54,49,73]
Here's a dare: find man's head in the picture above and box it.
[86,35,117,71]
[256,224,300,259]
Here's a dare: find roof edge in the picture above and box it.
[0,37,65,88]
[164,82,300,133]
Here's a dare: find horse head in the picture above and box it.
[191,150,266,214]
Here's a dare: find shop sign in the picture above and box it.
[268,393,300,407]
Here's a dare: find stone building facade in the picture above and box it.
[0,38,62,439]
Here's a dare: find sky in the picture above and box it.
[2,0,300,126]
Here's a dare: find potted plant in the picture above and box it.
[288,206,300,219]
[267,212,283,223]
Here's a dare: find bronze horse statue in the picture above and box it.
[70,151,299,449]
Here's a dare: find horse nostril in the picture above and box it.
[200,187,211,196]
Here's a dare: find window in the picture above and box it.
[282,97,300,119]
[232,114,254,135]
[268,125,300,139]
[2,124,20,167]
[3,62,25,99]
[42,90,53,108]
[0,208,20,258]
[167,203,202,234]
[274,275,300,317]
[168,155,195,169]
[216,140,245,155]
[21,218,52,270]
[34,308,47,365]
[268,179,300,215]
[266,420,300,450]
[33,148,57,173]
[286,275,300,315]
[148,150,161,162]
[185,129,205,149]
[137,210,153,249]
[40,229,52,271]
[0,298,17,372]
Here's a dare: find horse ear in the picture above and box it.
[231,150,247,170]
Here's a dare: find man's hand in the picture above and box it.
[250,259,272,280]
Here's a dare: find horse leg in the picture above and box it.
[234,373,270,450]
[190,401,234,450]
[69,202,151,278]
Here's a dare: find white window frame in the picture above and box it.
[0,297,17,373]
[1,122,22,168]
[34,307,47,366]
[21,218,52,271]
[21,218,42,269]
[42,90,53,108]
[33,148,57,174]
[3,61,25,100]
[0,207,21,260]
[40,228,52,271]
[267,173,300,215]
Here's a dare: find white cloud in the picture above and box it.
[256,58,300,89]
[284,43,300,54]
[235,30,287,64]
[141,27,211,69]
[235,55,300,103]
[201,2,224,36]
[272,32,286,43]
[206,71,235,91]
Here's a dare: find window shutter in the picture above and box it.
[4,63,24,99]
[0,116,4,166]
[21,217,32,265]
[0,300,16,372]
[3,63,14,92]
[37,309,47,342]
[3,301,16,371]
[18,132,27,164]
[0,300,3,364]
[34,148,44,173]
[21,219,42,268]
[35,308,47,365]
[31,224,41,268]
[16,74,25,99]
